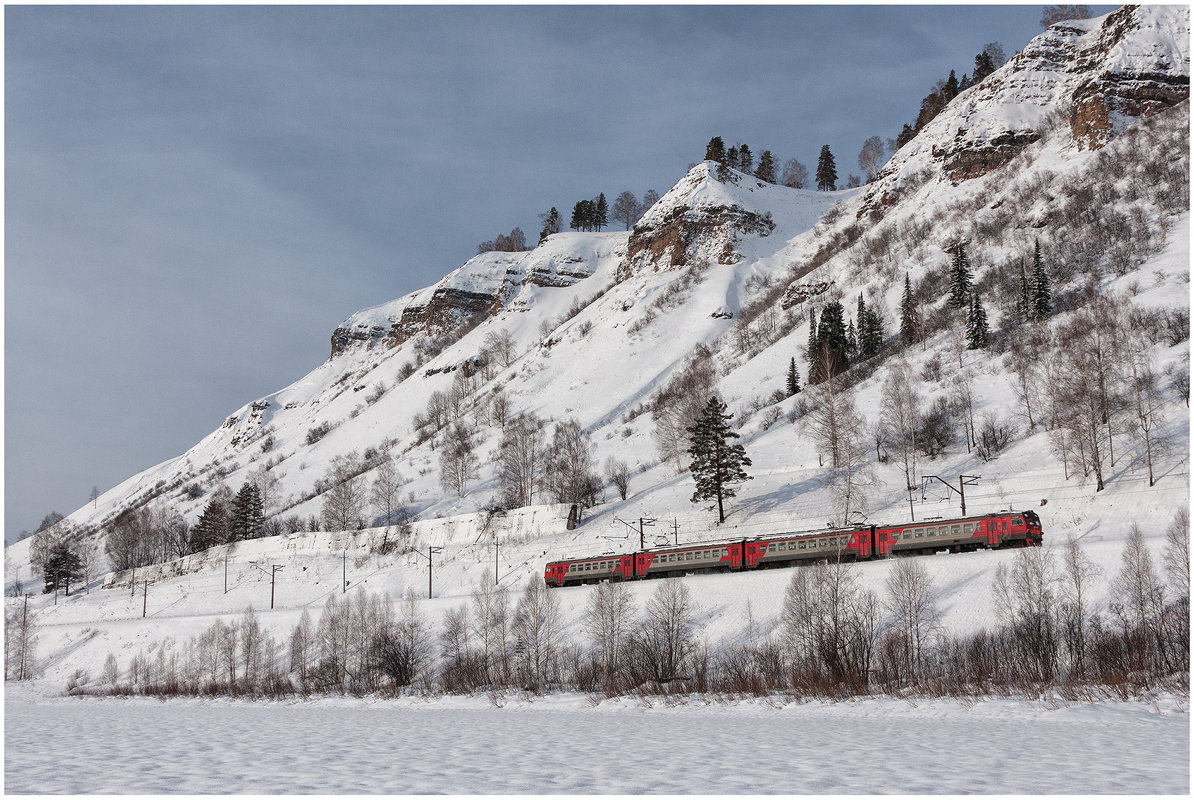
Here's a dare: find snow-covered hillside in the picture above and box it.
[5,6,1190,695]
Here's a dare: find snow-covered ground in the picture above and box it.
[4,684,1187,794]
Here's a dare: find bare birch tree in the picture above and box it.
[881,360,921,492]
[883,558,940,682]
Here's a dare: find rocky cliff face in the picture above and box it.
[329,236,616,358]
[863,5,1189,204]
[620,163,778,280]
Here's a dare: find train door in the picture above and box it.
[873,527,891,557]
[729,543,743,571]
[986,519,999,548]
[857,526,874,559]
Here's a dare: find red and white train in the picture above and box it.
[544,509,1044,588]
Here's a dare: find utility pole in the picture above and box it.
[638,517,656,549]
[923,475,980,516]
[248,562,284,609]
[224,552,228,595]
[429,546,443,598]
[908,485,916,521]
[142,581,148,618]
[671,519,679,545]
[131,564,136,597]
[20,594,29,680]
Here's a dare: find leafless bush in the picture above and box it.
[975,413,1014,461]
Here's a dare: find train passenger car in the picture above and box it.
[873,510,1043,556]
[544,510,1044,588]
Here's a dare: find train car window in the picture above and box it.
[951,525,960,536]
[818,539,826,548]
[1013,517,1023,525]
[915,530,923,538]
[768,543,775,552]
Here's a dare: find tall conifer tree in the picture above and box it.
[1031,239,1052,319]
[948,243,973,309]
[786,357,801,397]
[899,272,920,347]
[816,145,838,191]
[754,150,777,183]
[967,293,989,349]
[705,136,726,163]
[686,396,752,524]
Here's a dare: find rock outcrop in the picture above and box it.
[861,4,1189,209]
[620,163,776,280]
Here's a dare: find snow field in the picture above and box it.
[4,685,1187,794]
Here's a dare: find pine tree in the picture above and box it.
[686,396,752,524]
[948,243,973,309]
[816,145,837,191]
[967,293,989,349]
[595,193,609,231]
[230,482,265,541]
[1031,239,1052,319]
[727,146,739,167]
[193,494,231,551]
[806,307,819,362]
[754,150,777,183]
[973,50,997,83]
[809,300,850,384]
[737,143,753,173]
[846,319,859,359]
[570,201,585,231]
[43,541,83,595]
[944,69,959,100]
[858,296,884,358]
[704,136,726,163]
[538,207,561,244]
[786,356,801,397]
[896,123,916,149]
[899,272,920,347]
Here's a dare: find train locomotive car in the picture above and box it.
[544,509,1043,588]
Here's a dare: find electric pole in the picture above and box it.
[922,475,980,516]
[248,562,284,609]
[20,594,29,680]
[143,581,148,618]
[638,517,656,549]
[415,546,444,598]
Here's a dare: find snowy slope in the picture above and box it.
[5,5,1190,694]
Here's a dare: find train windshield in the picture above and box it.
[1023,511,1041,527]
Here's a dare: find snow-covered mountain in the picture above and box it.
[6,6,1190,689]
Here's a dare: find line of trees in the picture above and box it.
[76,505,1187,698]
[704,136,808,189]
[895,42,1007,149]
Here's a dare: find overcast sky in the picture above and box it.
[6,5,1071,539]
